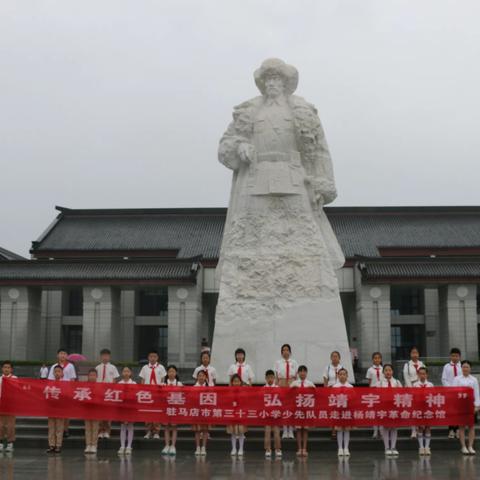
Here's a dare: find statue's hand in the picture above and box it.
[237,143,255,164]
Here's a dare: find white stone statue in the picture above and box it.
[211,58,352,383]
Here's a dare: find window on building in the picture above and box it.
[137,289,168,316]
[135,326,168,363]
[391,325,425,361]
[66,288,83,316]
[391,286,424,315]
[61,325,83,353]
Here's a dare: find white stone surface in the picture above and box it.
[212,59,352,382]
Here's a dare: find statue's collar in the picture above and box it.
[264,95,288,107]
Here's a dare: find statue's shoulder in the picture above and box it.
[233,96,263,112]
[290,95,318,113]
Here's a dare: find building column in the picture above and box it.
[40,289,63,361]
[119,289,135,362]
[168,279,203,369]
[0,286,42,360]
[82,287,120,360]
[355,281,391,368]
[424,288,440,359]
[439,284,478,359]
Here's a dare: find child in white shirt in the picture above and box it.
[333,368,354,457]
[139,349,166,439]
[192,351,217,387]
[414,367,434,455]
[403,346,425,439]
[227,348,254,385]
[228,374,247,457]
[162,365,183,456]
[452,360,480,455]
[323,351,344,387]
[192,370,209,456]
[290,365,315,457]
[0,361,18,452]
[117,367,136,455]
[366,351,384,439]
[442,347,462,439]
[274,343,298,439]
[263,369,282,459]
[379,364,402,457]
[95,348,120,439]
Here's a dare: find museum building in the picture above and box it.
[0,205,479,370]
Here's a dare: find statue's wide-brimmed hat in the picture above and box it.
[254,58,299,95]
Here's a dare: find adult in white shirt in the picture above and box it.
[441,347,462,439]
[192,351,217,387]
[402,346,425,438]
[39,364,49,380]
[227,348,254,385]
[139,350,167,439]
[452,360,480,455]
[274,344,298,439]
[95,348,120,439]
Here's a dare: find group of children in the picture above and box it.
[1,344,479,458]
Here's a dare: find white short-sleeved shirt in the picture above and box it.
[228,363,254,384]
[379,378,402,388]
[264,383,279,388]
[441,362,461,386]
[274,358,299,381]
[192,365,217,386]
[0,374,17,397]
[366,365,384,387]
[453,375,480,408]
[95,362,120,383]
[48,362,77,381]
[290,379,315,388]
[403,360,425,387]
[118,379,136,385]
[193,382,208,387]
[333,381,353,388]
[323,363,344,387]
[414,380,434,388]
[165,379,183,386]
[139,363,166,385]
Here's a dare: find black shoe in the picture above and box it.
[54,447,62,454]
[46,447,56,454]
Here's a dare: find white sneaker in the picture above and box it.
[144,432,152,439]
[282,430,288,439]
[98,432,104,439]
[118,447,126,455]
[461,446,469,455]
[338,448,344,457]
[200,446,206,456]
[230,448,237,456]
[5,443,14,453]
[275,449,282,459]
[424,447,431,455]
[265,450,272,458]
[468,447,476,455]
[153,433,160,440]
[385,449,392,456]
[84,446,91,454]
[195,447,201,456]
[448,430,455,439]
[419,447,425,455]
[344,448,350,456]
[169,445,176,455]
[289,430,295,439]
[125,447,132,455]
[237,449,244,457]
[103,433,110,439]
[391,449,399,456]
[90,446,97,454]
[161,445,170,455]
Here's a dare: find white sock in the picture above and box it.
[417,433,424,448]
[127,424,134,448]
[238,434,245,451]
[337,431,344,449]
[390,429,398,449]
[382,428,390,450]
[343,431,350,449]
[231,435,236,450]
[120,424,127,448]
[425,435,431,448]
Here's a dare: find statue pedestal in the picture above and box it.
[211,294,353,384]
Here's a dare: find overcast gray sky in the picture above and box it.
[1,1,479,256]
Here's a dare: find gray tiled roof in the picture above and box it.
[0,260,197,283]
[359,259,480,281]
[32,206,480,260]
[0,246,26,261]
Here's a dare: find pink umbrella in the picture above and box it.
[67,353,87,362]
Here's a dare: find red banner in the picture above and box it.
[0,378,474,427]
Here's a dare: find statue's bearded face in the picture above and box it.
[264,73,285,98]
